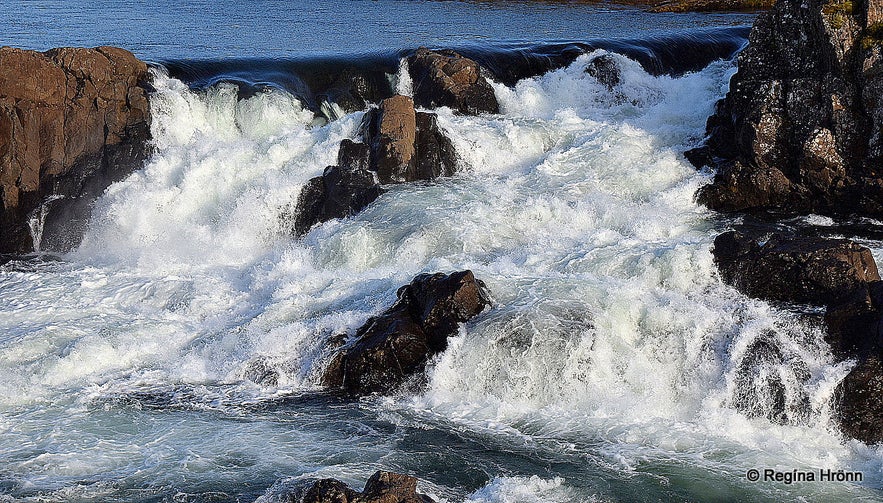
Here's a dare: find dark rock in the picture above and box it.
[585,54,621,90]
[696,0,883,217]
[713,230,880,305]
[407,48,499,115]
[836,355,883,444]
[0,46,151,253]
[293,165,382,236]
[684,145,714,169]
[301,478,358,503]
[414,112,457,180]
[338,139,371,172]
[729,335,814,425]
[322,271,489,395]
[825,281,883,359]
[295,471,435,503]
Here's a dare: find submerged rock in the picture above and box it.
[713,229,883,442]
[835,355,883,444]
[322,271,489,395]
[406,47,499,115]
[692,0,883,217]
[293,96,458,235]
[712,231,880,305]
[0,46,151,253]
[730,335,811,425]
[294,471,435,503]
[585,54,622,90]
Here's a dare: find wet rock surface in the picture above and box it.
[407,47,499,115]
[0,46,151,253]
[836,355,883,444]
[585,54,622,90]
[293,95,458,235]
[712,230,880,305]
[712,229,883,443]
[293,471,435,503]
[322,271,489,395]
[692,0,883,217]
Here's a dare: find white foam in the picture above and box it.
[1,52,881,500]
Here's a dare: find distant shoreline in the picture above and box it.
[471,0,774,13]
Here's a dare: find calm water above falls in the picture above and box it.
[1,0,755,59]
[2,2,883,503]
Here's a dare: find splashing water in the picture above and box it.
[1,49,882,502]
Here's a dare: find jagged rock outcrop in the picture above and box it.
[712,230,880,304]
[363,95,417,184]
[293,96,457,235]
[322,271,489,395]
[362,96,458,183]
[293,141,383,236]
[406,48,499,115]
[0,46,151,253]
[690,0,883,216]
[292,471,435,503]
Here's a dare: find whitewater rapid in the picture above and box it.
[1,50,882,502]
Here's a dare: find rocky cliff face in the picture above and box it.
[692,0,883,216]
[0,46,151,253]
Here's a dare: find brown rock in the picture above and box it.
[0,46,150,253]
[407,48,499,115]
[362,96,459,184]
[366,95,417,184]
[291,99,459,235]
[296,471,435,503]
[322,271,489,395]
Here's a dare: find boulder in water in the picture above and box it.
[712,230,880,305]
[362,96,459,183]
[293,96,459,234]
[363,95,417,184]
[0,46,151,253]
[293,164,382,236]
[295,471,435,503]
[406,47,499,115]
[322,270,489,395]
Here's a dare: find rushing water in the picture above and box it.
[2,2,883,502]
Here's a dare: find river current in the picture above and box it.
[1,1,881,502]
